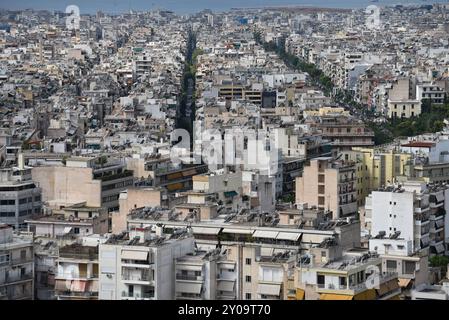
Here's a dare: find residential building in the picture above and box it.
[98,227,194,300]
[0,223,34,300]
[296,157,357,219]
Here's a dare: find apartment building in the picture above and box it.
[387,78,422,118]
[25,203,109,239]
[0,224,34,300]
[111,187,164,234]
[175,248,238,300]
[366,181,448,256]
[32,156,134,214]
[416,82,446,105]
[34,240,58,300]
[54,243,99,300]
[296,157,357,219]
[99,227,194,300]
[342,147,412,206]
[411,282,449,300]
[295,244,401,300]
[192,169,244,213]
[127,155,208,194]
[0,158,42,229]
[369,237,429,299]
[304,111,374,151]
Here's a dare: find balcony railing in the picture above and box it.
[57,291,99,298]
[176,274,203,281]
[2,274,33,285]
[122,275,152,282]
[10,258,34,265]
[121,292,154,299]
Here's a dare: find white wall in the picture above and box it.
[371,191,415,243]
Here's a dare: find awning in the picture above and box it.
[217,262,236,269]
[224,191,238,198]
[176,282,202,294]
[192,227,221,235]
[167,172,183,180]
[398,278,413,288]
[434,243,445,254]
[420,235,430,247]
[320,294,353,300]
[386,278,400,292]
[435,218,444,229]
[296,289,305,300]
[276,232,301,241]
[257,284,281,296]
[55,280,69,291]
[167,182,183,191]
[121,250,148,261]
[435,192,444,202]
[176,265,203,272]
[89,280,99,292]
[182,169,197,177]
[217,280,235,292]
[63,227,72,234]
[253,230,279,239]
[376,282,390,297]
[221,228,252,235]
[71,280,87,292]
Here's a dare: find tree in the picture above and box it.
[429,256,449,271]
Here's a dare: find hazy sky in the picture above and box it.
[0,0,447,14]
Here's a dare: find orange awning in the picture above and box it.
[167,182,183,191]
[296,289,305,300]
[398,278,412,288]
[320,294,353,300]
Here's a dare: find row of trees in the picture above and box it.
[177,29,198,136]
[253,31,449,146]
[367,102,449,145]
[254,31,334,96]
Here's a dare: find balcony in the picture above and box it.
[316,273,398,295]
[429,202,444,208]
[176,274,204,282]
[121,291,154,300]
[10,258,34,266]
[56,291,98,299]
[98,170,133,182]
[1,273,33,286]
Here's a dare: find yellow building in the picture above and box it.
[341,148,412,206]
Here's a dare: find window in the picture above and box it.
[386,260,397,270]
[321,251,327,258]
[74,228,80,234]
[403,261,415,274]
[317,275,325,287]
[245,293,251,300]
[88,212,93,218]
[339,277,347,287]
[0,199,15,205]
[20,250,26,260]
[245,258,251,265]
[245,275,251,283]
